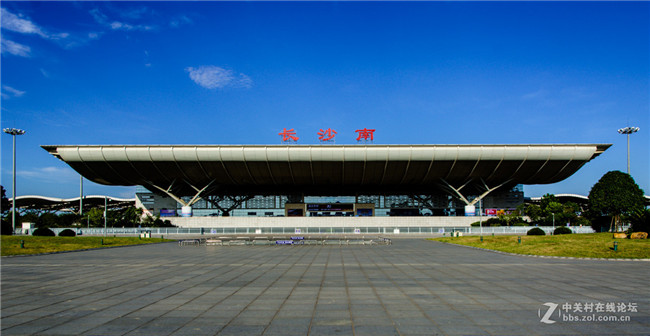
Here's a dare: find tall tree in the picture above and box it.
[588,171,645,232]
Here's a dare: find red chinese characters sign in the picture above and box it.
[355,128,375,141]
[278,128,299,142]
[278,128,375,143]
[317,128,337,141]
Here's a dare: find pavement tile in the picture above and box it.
[2,239,648,336]
[353,324,400,336]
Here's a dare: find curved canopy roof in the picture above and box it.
[42,144,610,197]
[12,195,135,212]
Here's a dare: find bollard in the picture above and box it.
[20,240,24,248]
[101,238,104,245]
[161,235,164,240]
[480,236,483,242]
[518,236,521,244]
[613,241,618,252]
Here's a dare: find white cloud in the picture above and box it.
[185,66,253,89]
[1,38,30,57]
[1,8,81,52]
[0,7,47,38]
[1,85,25,99]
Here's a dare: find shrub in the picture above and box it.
[512,222,528,226]
[1,220,13,235]
[553,226,572,235]
[32,227,55,236]
[58,229,76,237]
[527,227,546,236]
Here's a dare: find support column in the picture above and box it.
[147,180,216,217]
[439,178,512,208]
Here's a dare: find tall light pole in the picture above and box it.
[79,175,84,216]
[617,126,640,175]
[3,128,26,234]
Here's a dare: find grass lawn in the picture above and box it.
[1,236,173,256]
[431,233,650,259]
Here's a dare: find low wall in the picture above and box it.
[168,216,478,228]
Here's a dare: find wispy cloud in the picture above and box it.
[1,38,31,57]
[1,7,69,41]
[1,85,25,99]
[1,7,81,53]
[185,66,253,89]
[170,15,192,28]
[90,8,156,32]
[521,89,547,100]
[17,166,78,183]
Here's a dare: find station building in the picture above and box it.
[42,144,610,230]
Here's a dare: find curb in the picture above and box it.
[432,240,650,261]
[1,241,174,258]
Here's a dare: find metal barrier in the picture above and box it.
[177,235,391,246]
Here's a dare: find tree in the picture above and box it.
[1,185,10,217]
[86,208,105,227]
[109,207,143,227]
[588,171,645,232]
[519,203,542,222]
[628,208,650,234]
[1,186,11,235]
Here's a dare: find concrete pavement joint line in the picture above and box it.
[372,248,469,336]
[417,253,541,335]
[0,251,191,334]
[83,248,254,335]
[57,252,245,335]
[307,247,332,336]
[434,240,650,261]
[133,250,281,336]
[350,247,404,335]
[260,245,323,335]
[341,248,356,336]
[2,239,648,335]
[139,247,290,333]
[426,241,648,335]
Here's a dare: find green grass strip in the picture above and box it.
[431,233,650,259]
[1,236,173,256]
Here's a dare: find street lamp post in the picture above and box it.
[617,126,640,175]
[3,128,26,234]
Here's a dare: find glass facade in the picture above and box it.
[135,185,525,217]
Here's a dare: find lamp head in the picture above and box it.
[617,127,640,135]
[3,128,26,136]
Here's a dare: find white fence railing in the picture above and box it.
[16,226,595,236]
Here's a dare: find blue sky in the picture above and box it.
[1,1,648,199]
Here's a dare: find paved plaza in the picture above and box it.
[1,239,648,335]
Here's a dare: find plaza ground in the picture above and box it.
[1,239,648,335]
